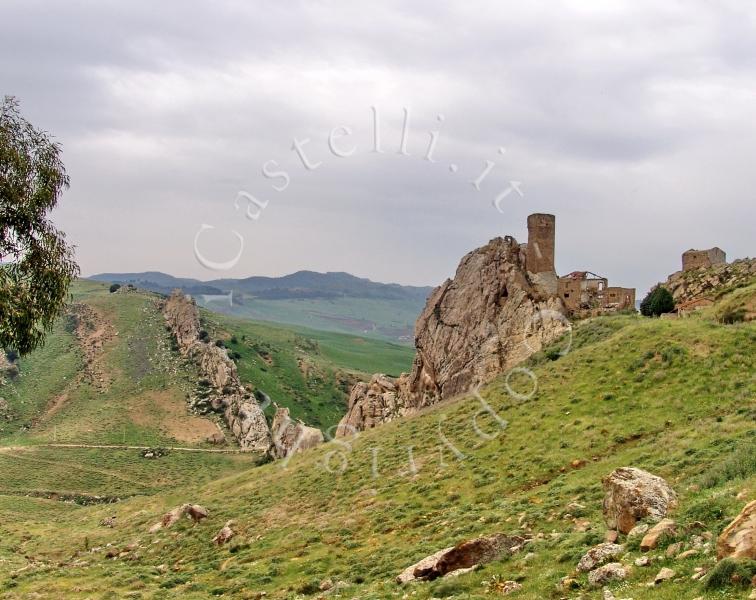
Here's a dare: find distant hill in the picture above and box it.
[90,271,434,343]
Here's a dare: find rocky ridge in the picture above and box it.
[162,291,271,452]
[338,231,569,435]
[665,257,756,304]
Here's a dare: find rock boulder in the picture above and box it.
[602,467,678,534]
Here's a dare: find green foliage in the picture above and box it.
[109,283,121,293]
[640,286,675,317]
[0,97,79,354]
[704,558,756,590]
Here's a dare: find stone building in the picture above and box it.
[556,271,635,314]
[682,247,726,272]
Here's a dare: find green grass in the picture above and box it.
[0,282,753,599]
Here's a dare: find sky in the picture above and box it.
[2,0,755,295]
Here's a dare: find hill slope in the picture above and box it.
[90,271,433,343]
[0,284,753,599]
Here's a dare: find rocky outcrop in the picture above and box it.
[148,503,209,532]
[338,231,568,435]
[212,520,235,546]
[602,467,678,534]
[717,500,756,560]
[162,291,271,452]
[337,374,410,436]
[396,534,527,583]
[269,405,325,459]
[664,258,756,304]
[576,543,625,572]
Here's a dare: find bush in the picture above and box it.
[4,349,18,363]
[640,286,675,316]
[198,330,209,342]
[215,340,225,348]
[704,558,756,589]
[109,283,121,293]
[719,307,746,324]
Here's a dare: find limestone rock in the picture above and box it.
[577,543,625,572]
[653,567,676,584]
[212,521,235,546]
[339,231,568,435]
[396,534,526,583]
[665,258,756,306]
[602,467,678,534]
[269,405,324,459]
[641,519,677,551]
[588,562,629,587]
[148,503,207,533]
[162,291,272,452]
[336,374,410,436]
[717,500,756,560]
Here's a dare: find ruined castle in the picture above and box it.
[520,213,636,315]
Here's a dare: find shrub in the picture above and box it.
[215,340,225,348]
[4,349,18,363]
[719,307,746,324]
[704,558,756,589]
[198,330,209,342]
[640,287,675,316]
[109,283,121,293]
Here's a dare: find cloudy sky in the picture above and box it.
[2,0,754,294]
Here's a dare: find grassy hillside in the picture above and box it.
[0,280,413,446]
[0,285,753,599]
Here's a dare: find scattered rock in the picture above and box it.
[677,548,698,560]
[588,562,630,587]
[604,530,619,544]
[635,556,651,567]
[653,567,676,584]
[577,543,625,572]
[640,519,676,551]
[149,503,209,532]
[717,500,756,560]
[396,534,527,583]
[665,541,684,558]
[319,578,333,591]
[212,521,235,546]
[602,467,678,534]
[99,516,117,528]
[627,523,650,538]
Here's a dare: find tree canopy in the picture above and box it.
[640,286,675,317]
[0,96,78,355]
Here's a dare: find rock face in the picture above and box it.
[717,500,756,560]
[338,225,569,436]
[396,534,527,583]
[602,467,678,534]
[162,291,271,452]
[270,405,325,459]
[148,503,209,533]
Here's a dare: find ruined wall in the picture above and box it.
[682,248,726,272]
[603,287,635,310]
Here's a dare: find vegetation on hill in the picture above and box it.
[0,279,752,599]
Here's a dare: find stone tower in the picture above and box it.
[526,213,556,274]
